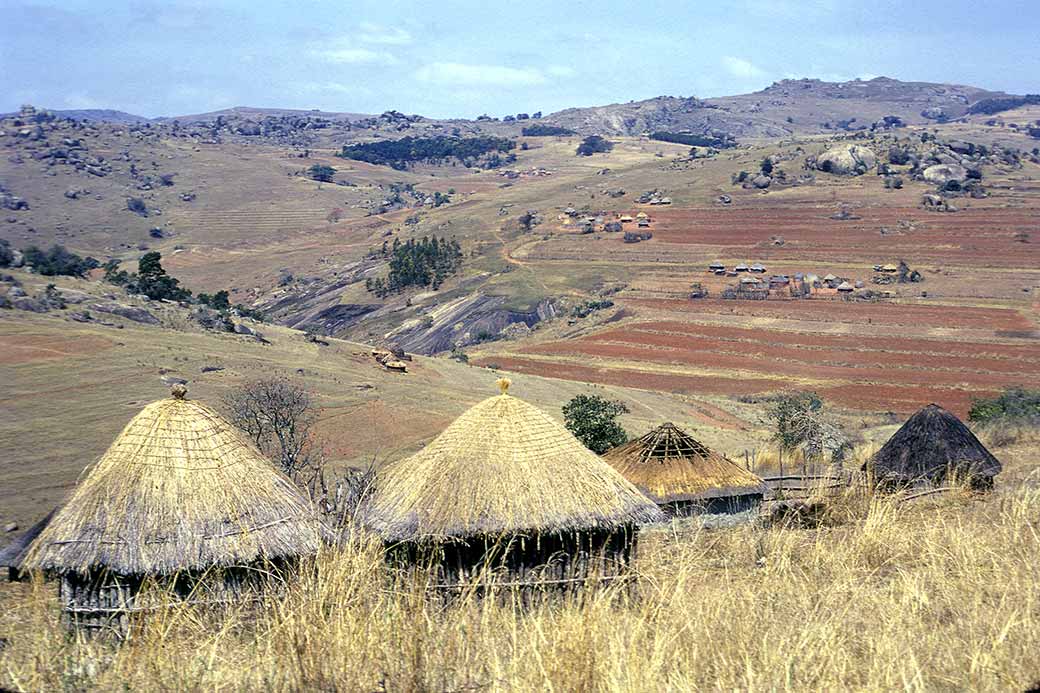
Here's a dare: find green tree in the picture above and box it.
[308,164,336,182]
[135,252,191,301]
[562,395,629,454]
[768,391,851,466]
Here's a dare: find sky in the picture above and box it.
[2,0,1038,119]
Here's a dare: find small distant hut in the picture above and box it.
[734,263,749,272]
[637,219,651,228]
[708,261,725,272]
[750,263,766,273]
[635,212,649,220]
[619,214,634,223]
[23,385,329,631]
[603,423,768,516]
[865,404,1002,491]
[836,281,854,293]
[365,379,661,589]
[823,273,839,287]
[604,221,623,232]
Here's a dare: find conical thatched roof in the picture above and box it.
[602,423,767,504]
[366,379,662,542]
[865,404,1002,485]
[24,385,329,575]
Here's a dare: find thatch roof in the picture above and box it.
[865,404,1002,485]
[366,379,662,542]
[23,385,329,575]
[602,423,767,504]
[0,509,56,577]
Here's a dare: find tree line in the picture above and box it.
[340,136,516,170]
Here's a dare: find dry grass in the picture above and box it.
[2,481,1038,692]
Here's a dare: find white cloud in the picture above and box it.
[358,21,412,45]
[546,65,576,78]
[722,56,768,80]
[414,62,550,87]
[311,46,399,65]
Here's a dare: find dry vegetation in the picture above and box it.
[2,475,1038,691]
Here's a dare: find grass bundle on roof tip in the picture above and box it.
[23,386,329,575]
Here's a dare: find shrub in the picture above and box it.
[198,290,231,311]
[576,135,613,157]
[969,388,1040,425]
[562,394,629,454]
[650,131,735,148]
[127,197,148,217]
[0,239,13,268]
[21,245,99,277]
[308,164,336,182]
[521,124,575,137]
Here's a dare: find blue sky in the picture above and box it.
[2,0,1038,118]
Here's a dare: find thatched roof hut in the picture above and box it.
[367,379,660,587]
[22,385,329,629]
[25,384,329,576]
[865,404,1002,490]
[603,423,768,516]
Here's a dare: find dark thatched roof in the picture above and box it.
[602,423,767,504]
[23,387,331,576]
[865,404,1002,485]
[0,509,56,578]
[365,379,662,542]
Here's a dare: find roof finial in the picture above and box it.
[496,377,511,395]
[171,383,188,400]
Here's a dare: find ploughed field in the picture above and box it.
[476,200,1040,417]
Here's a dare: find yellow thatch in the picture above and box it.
[602,423,767,504]
[24,386,329,575]
[366,379,662,542]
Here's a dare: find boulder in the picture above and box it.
[91,302,160,325]
[752,175,772,189]
[815,145,876,176]
[923,164,968,187]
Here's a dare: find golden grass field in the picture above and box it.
[2,469,1038,691]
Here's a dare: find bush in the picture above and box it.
[308,164,336,182]
[198,290,231,311]
[562,394,629,454]
[366,235,463,296]
[576,135,613,157]
[0,239,13,268]
[521,124,575,137]
[21,244,99,277]
[127,197,148,217]
[969,388,1040,425]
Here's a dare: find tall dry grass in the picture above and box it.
[2,485,1039,691]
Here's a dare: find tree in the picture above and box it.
[0,239,13,268]
[308,164,336,182]
[21,245,99,277]
[223,379,318,480]
[761,157,774,175]
[134,251,191,301]
[576,135,614,156]
[198,289,230,310]
[563,394,629,454]
[127,197,148,217]
[768,391,851,468]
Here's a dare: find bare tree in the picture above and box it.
[223,378,317,479]
[223,378,375,526]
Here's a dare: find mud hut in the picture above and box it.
[365,379,661,589]
[603,423,768,516]
[865,404,1002,491]
[23,384,329,630]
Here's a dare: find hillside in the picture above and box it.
[2,78,1038,454]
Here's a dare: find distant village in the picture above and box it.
[556,205,924,302]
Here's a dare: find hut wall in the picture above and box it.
[388,525,637,592]
[663,493,763,518]
[58,560,295,634]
